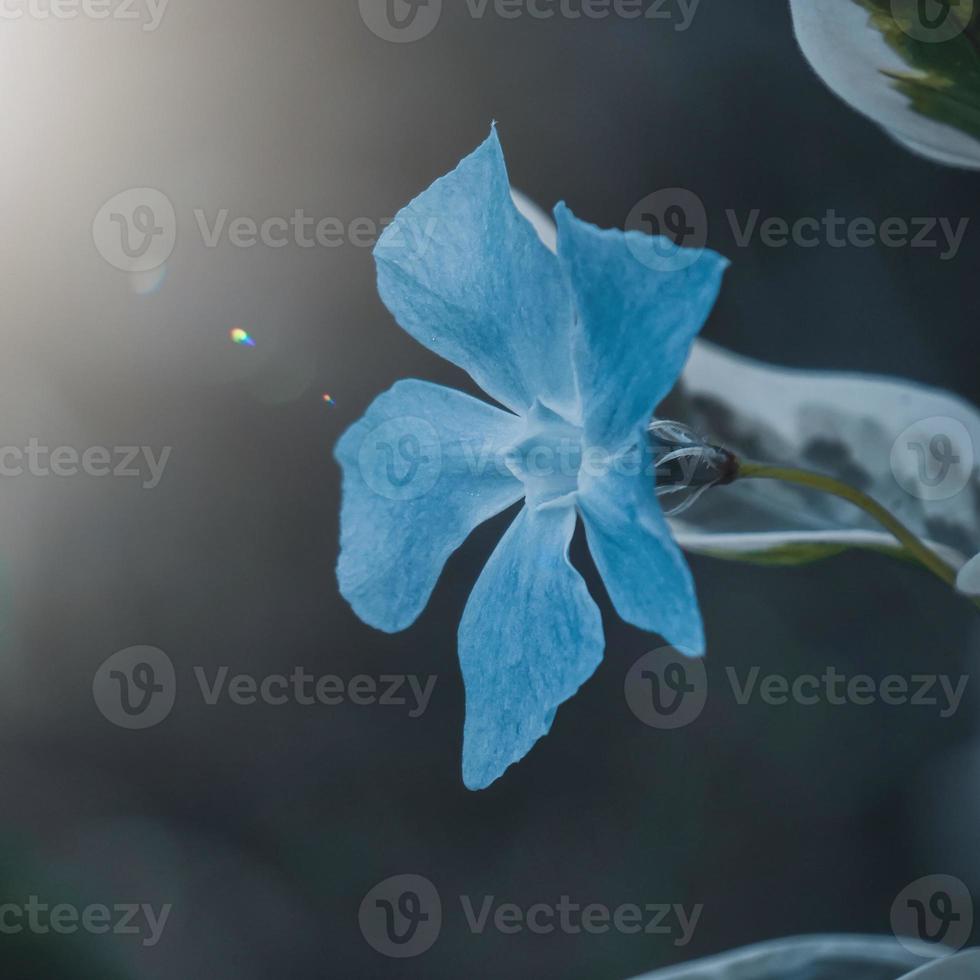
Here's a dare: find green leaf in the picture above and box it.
[854,0,980,140]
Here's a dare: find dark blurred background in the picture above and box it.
[1,2,979,977]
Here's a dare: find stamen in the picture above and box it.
[647,416,740,520]
[656,446,710,469]
[660,483,714,518]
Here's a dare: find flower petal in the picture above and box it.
[458,505,603,790]
[553,203,728,451]
[335,380,524,633]
[375,129,578,417]
[513,191,980,575]
[579,464,705,655]
[665,341,980,571]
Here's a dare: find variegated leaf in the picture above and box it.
[665,340,979,570]
[791,0,980,169]
[627,935,956,979]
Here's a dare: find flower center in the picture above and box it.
[504,400,585,510]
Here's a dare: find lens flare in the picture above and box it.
[322,394,335,406]
[230,328,256,347]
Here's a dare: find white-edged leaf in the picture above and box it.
[666,341,979,570]
[790,0,980,169]
[629,934,950,980]
[903,950,980,977]
[958,552,980,595]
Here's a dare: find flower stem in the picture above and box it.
[736,460,961,590]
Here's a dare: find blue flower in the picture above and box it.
[335,129,728,790]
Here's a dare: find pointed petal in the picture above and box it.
[375,129,577,416]
[335,380,524,632]
[579,465,705,655]
[553,203,728,450]
[458,505,604,790]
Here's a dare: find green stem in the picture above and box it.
[736,460,960,590]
